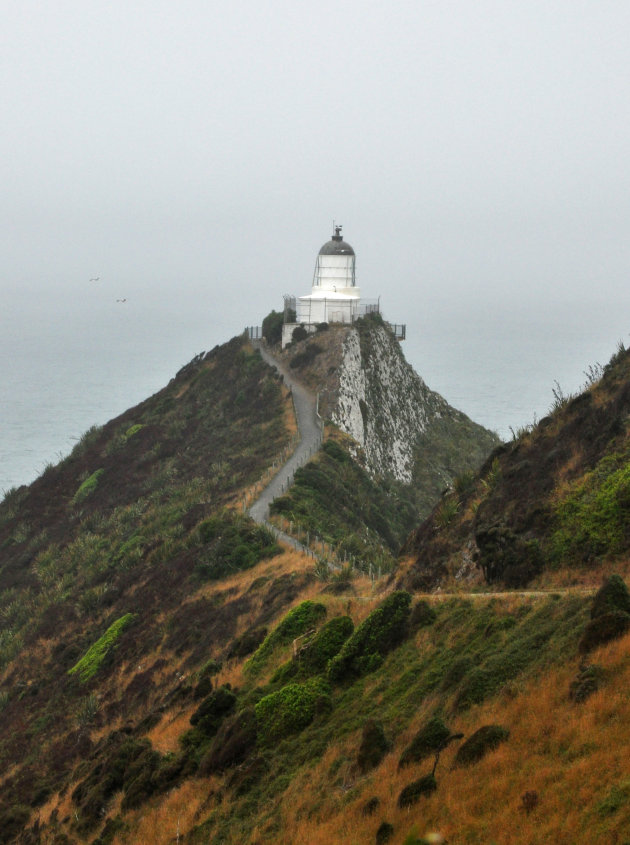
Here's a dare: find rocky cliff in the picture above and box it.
[281,316,498,510]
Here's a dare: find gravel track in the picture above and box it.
[248,342,324,555]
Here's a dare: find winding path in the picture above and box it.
[248,342,324,551]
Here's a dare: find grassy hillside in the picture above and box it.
[0,332,629,844]
[400,342,630,592]
[269,432,418,572]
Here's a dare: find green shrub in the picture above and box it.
[357,719,390,773]
[189,686,236,736]
[398,716,451,768]
[228,627,267,660]
[68,613,136,683]
[475,522,543,586]
[255,677,331,744]
[579,611,630,654]
[92,815,127,845]
[292,325,308,343]
[376,821,394,844]
[590,574,630,619]
[397,774,437,808]
[72,468,105,505]
[272,615,354,684]
[72,737,154,832]
[246,600,327,675]
[328,592,411,683]
[551,455,630,563]
[453,725,509,766]
[262,310,284,346]
[195,513,281,581]
[199,708,257,774]
[454,667,493,711]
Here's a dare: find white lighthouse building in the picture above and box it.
[297,225,360,324]
[270,225,403,348]
[281,225,374,347]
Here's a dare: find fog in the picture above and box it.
[2,1,630,484]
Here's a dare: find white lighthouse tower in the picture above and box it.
[296,225,360,325]
[276,225,400,348]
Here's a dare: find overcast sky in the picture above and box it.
[2,0,629,322]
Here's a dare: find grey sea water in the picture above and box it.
[1,288,628,493]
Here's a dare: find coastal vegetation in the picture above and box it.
[0,327,629,842]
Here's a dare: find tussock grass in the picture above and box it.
[111,779,211,845]
[269,628,630,845]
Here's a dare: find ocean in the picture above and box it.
[1,288,628,493]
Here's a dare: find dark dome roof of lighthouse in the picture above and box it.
[319,226,355,256]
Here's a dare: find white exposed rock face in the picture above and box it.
[331,324,455,483]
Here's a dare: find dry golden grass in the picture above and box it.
[37,778,83,830]
[110,779,213,845]
[147,703,198,754]
[260,630,630,845]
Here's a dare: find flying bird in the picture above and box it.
[89,277,100,282]
[116,298,127,303]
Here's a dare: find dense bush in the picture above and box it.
[72,737,157,832]
[590,574,630,619]
[475,522,543,586]
[441,656,475,691]
[195,512,281,581]
[246,600,327,675]
[0,805,31,845]
[189,685,236,736]
[398,716,451,768]
[328,592,411,682]
[269,439,418,564]
[228,627,267,659]
[357,719,390,773]
[579,611,630,654]
[578,575,630,653]
[272,615,354,684]
[199,708,257,774]
[376,821,394,844]
[292,325,308,342]
[552,454,630,563]
[454,725,509,767]
[255,677,331,744]
[262,310,284,346]
[397,774,437,807]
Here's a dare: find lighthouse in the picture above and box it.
[296,225,361,325]
[281,226,366,346]
[275,225,401,348]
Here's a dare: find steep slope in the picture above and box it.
[282,315,498,514]
[0,334,303,839]
[0,332,629,845]
[399,342,630,591]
